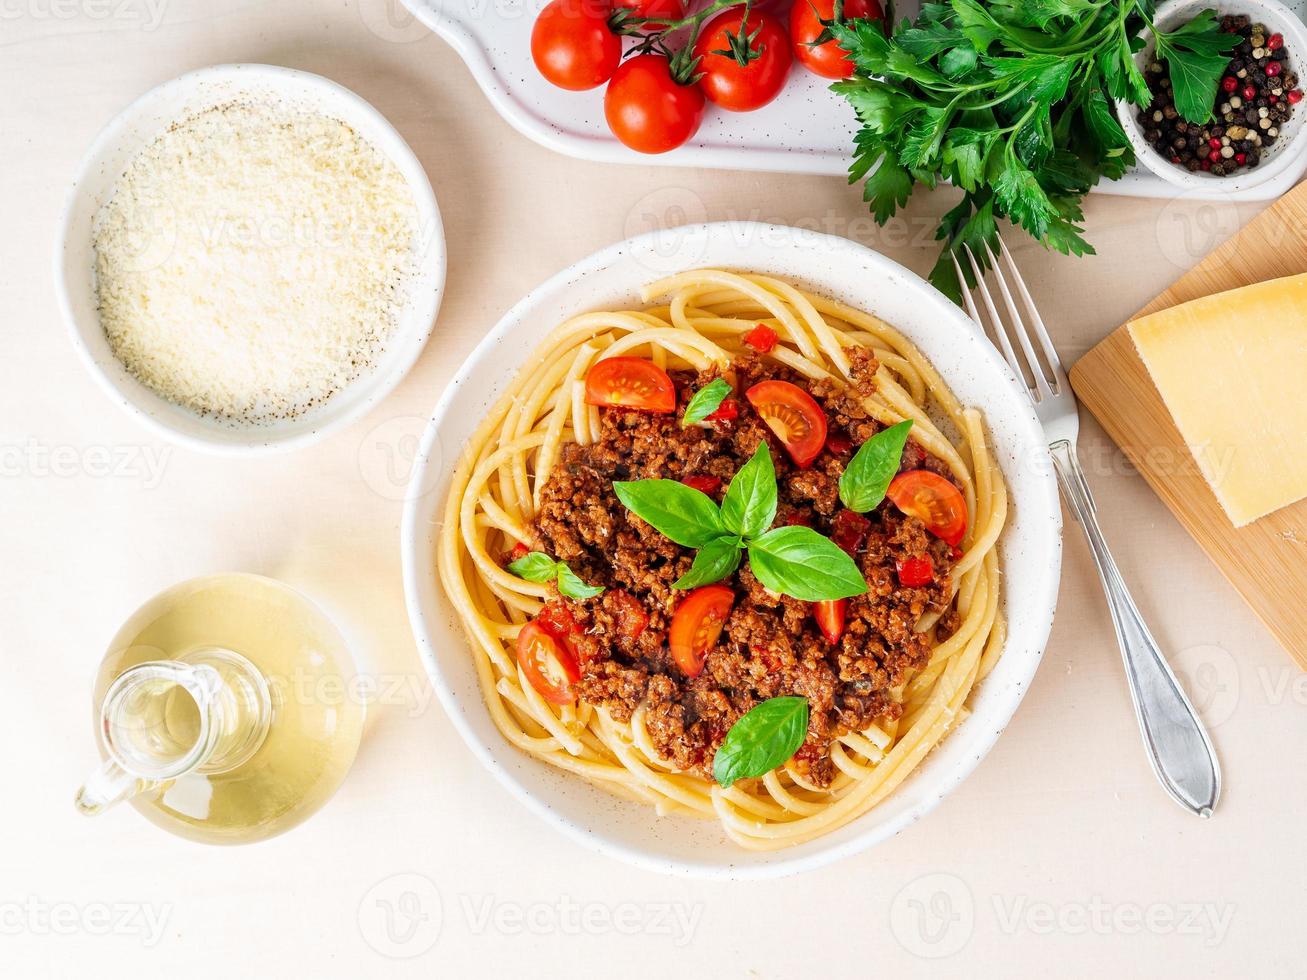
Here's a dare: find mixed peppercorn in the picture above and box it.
[1140,14,1300,177]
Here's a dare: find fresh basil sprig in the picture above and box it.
[838,419,913,513]
[507,552,604,600]
[614,444,867,601]
[713,696,809,787]
[682,378,733,428]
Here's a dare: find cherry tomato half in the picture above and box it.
[746,380,828,468]
[669,585,734,677]
[604,54,706,154]
[743,323,779,352]
[813,598,846,644]
[693,8,793,112]
[517,621,581,705]
[531,0,622,91]
[887,470,969,546]
[790,0,884,80]
[585,356,677,413]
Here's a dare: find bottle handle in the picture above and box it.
[74,759,155,816]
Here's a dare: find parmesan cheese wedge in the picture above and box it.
[1128,273,1307,528]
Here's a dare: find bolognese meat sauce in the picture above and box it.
[527,350,962,788]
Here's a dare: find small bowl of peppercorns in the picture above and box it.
[1116,0,1307,193]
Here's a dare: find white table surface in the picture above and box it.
[3,2,1304,976]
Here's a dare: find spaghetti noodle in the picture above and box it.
[437,269,1007,849]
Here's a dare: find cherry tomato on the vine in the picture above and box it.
[604,54,706,154]
[531,0,622,91]
[614,0,685,24]
[693,8,793,112]
[789,0,884,80]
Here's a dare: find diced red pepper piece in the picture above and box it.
[743,323,779,353]
[508,542,530,562]
[608,589,649,639]
[681,474,722,495]
[895,556,935,588]
[706,398,739,423]
[830,509,871,556]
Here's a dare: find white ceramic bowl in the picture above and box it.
[401,223,1063,878]
[1116,0,1307,194]
[55,64,446,456]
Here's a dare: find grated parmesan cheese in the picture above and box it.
[93,101,419,424]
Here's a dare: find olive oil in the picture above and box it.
[77,574,364,844]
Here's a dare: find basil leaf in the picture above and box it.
[556,563,604,600]
[613,480,725,548]
[507,552,558,583]
[673,536,743,590]
[838,420,913,513]
[748,527,869,601]
[682,378,733,428]
[720,442,777,540]
[713,696,809,787]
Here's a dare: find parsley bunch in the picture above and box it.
[831,1,1236,299]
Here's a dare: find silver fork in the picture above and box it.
[952,236,1221,818]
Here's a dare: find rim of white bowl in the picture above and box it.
[1115,0,1307,194]
[400,222,1063,880]
[54,63,446,457]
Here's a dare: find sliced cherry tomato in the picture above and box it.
[517,621,581,705]
[813,598,846,644]
[604,54,706,154]
[535,600,576,638]
[746,380,828,468]
[830,509,870,555]
[895,555,935,588]
[743,323,779,352]
[887,470,969,546]
[694,8,793,112]
[706,397,739,423]
[585,356,676,413]
[614,0,684,22]
[608,589,649,639]
[681,474,722,495]
[825,432,853,456]
[669,585,734,678]
[790,0,884,80]
[531,0,622,91]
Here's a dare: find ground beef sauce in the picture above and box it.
[526,350,959,788]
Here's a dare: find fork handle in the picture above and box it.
[1049,440,1221,817]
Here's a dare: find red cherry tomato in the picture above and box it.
[517,621,581,705]
[669,585,734,677]
[604,54,706,153]
[531,0,622,91]
[887,470,969,546]
[895,555,935,587]
[535,600,577,638]
[813,598,846,643]
[830,509,870,555]
[706,397,739,423]
[681,474,722,495]
[746,380,828,468]
[790,0,884,80]
[608,589,650,639]
[693,8,793,112]
[585,356,677,413]
[614,0,684,23]
[743,323,779,352]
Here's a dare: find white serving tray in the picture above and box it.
[404,0,1307,200]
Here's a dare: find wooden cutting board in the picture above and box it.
[1069,180,1307,670]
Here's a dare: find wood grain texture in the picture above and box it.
[1069,181,1307,669]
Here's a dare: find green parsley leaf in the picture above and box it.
[681,378,733,428]
[613,480,725,548]
[720,442,778,540]
[713,696,809,787]
[839,420,913,512]
[673,536,744,590]
[1155,12,1237,124]
[748,526,868,601]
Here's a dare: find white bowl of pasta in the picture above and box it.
[401,223,1062,878]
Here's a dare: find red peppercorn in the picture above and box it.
[1209,149,1222,162]
[1289,89,1304,105]
[1235,152,1247,164]
[1222,75,1239,92]
[1244,85,1257,100]
[1268,33,1284,50]
[1201,159,1213,171]
[1267,61,1283,77]
[1270,94,1279,104]
[1209,136,1222,149]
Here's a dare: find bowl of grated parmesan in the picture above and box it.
[56,64,445,454]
